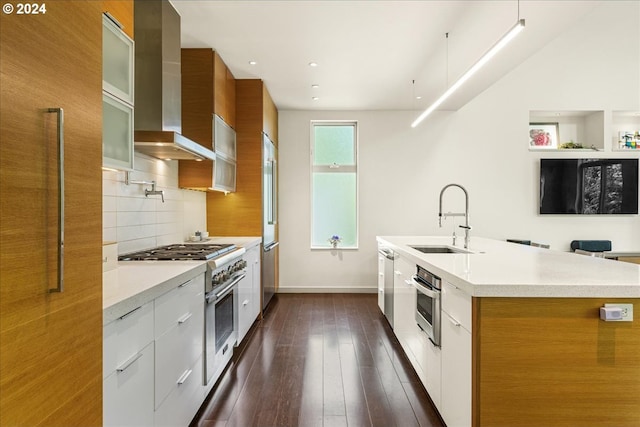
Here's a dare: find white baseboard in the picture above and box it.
[276,287,377,294]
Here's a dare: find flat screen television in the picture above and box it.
[540,158,638,214]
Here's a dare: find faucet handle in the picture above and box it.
[459,225,471,230]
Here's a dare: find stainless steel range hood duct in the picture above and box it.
[133,0,214,161]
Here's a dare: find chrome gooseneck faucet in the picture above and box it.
[439,183,471,249]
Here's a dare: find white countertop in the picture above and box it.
[103,236,262,324]
[377,236,640,298]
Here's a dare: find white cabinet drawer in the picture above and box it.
[155,275,204,339]
[155,301,203,408]
[103,302,154,377]
[104,342,154,427]
[441,310,472,427]
[154,356,204,427]
[441,280,472,332]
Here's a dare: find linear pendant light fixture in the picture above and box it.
[411,18,525,128]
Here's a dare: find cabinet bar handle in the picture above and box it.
[447,316,461,327]
[177,369,192,385]
[117,352,143,372]
[177,312,193,324]
[178,280,191,288]
[103,11,124,30]
[118,305,142,320]
[47,107,64,293]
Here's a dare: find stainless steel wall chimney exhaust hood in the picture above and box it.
[133,0,214,161]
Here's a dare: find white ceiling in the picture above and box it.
[172,0,603,113]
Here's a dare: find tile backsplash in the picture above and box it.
[103,154,207,254]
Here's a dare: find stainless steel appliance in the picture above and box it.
[262,133,278,310]
[378,247,396,328]
[413,265,442,347]
[118,243,246,386]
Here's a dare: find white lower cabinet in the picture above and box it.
[392,254,417,366]
[154,356,204,427]
[237,245,261,345]
[104,342,154,427]
[154,275,204,427]
[103,302,154,427]
[103,273,206,427]
[441,280,472,427]
[377,252,385,312]
[417,328,442,411]
[388,258,472,427]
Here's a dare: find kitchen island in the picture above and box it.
[377,236,640,427]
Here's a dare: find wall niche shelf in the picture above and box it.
[529,110,604,152]
[612,111,640,152]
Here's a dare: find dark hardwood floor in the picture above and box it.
[191,293,444,427]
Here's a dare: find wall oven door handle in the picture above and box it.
[410,276,440,299]
[215,273,246,300]
[47,107,64,293]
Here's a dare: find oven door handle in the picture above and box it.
[410,275,440,299]
[214,273,246,300]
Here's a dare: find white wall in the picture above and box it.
[103,153,207,254]
[278,1,640,292]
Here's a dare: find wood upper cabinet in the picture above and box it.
[263,85,278,146]
[0,2,103,426]
[206,79,278,237]
[102,0,134,39]
[180,49,236,190]
[214,52,236,128]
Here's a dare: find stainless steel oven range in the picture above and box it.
[118,243,246,387]
[412,265,442,347]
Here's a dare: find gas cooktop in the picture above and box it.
[118,243,236,261]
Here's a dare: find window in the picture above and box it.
[310,121,358,249]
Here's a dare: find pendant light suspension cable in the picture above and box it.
[411,17,525,128]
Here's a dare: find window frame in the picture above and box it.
[310,120,359,250]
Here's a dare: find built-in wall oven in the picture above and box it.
[413,265,442,347]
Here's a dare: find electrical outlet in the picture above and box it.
[604,303,634,322]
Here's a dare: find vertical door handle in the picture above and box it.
[271,158,277,225]
[47,108,64,293]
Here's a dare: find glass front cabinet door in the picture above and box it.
[102,14,134,171]
[103,92,134,171]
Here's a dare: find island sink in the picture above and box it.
[409,245,471,254]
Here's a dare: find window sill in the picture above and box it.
[311,246,359,251]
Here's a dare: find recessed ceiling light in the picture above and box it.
[416,96,422,100]
[312,97,319,101]
[308,61,318,67]
[311,84,319,89]
[249,60,257,65]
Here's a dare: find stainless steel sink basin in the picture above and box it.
[409,245,470,254]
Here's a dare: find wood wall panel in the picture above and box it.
[102,0,134,39]
[475,297,640,427]
[0,2,103,425]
